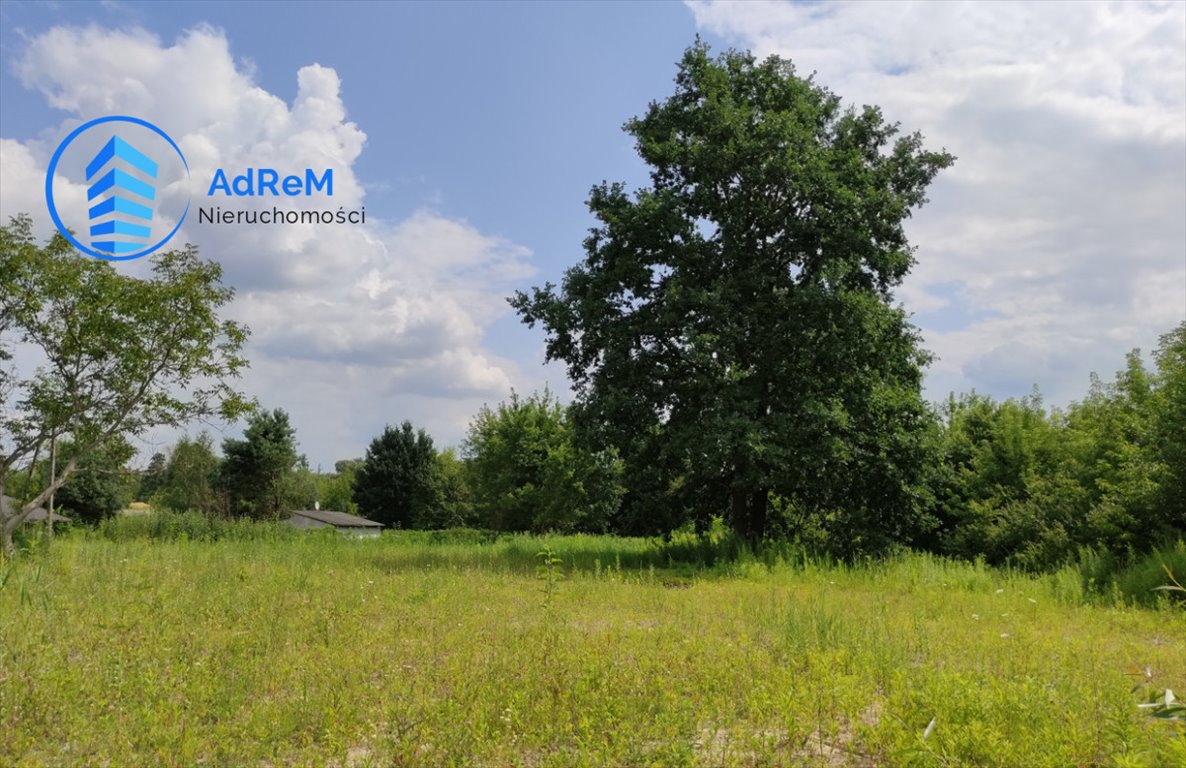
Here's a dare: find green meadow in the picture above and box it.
[2,526,1183,767]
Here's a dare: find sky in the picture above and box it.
[1,0,1183,470]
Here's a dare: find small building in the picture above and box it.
[1,495,70,525]
[122,501,153,516]
[23,507,72,524]
[284,508,383,538]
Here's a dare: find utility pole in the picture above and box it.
[48,434,56,538]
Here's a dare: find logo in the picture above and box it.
[45,116,190,261]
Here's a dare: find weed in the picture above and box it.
[536,545,563,607]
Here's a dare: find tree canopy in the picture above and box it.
[927,323,1186,570]
[156,433,220,516]
[463,390,623,533]
[353,421,440,529]
[0,215,249,555]
[220,409,300,519]
[50,439,135,524]
[513,43,954,548]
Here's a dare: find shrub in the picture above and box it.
[92,510,297,543]
[1079,539,1186,607]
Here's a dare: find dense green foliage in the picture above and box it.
[101,321,1181,579]
[220,409,301,519]
[154,433,220,515]
[1151,325,1186,526]
[353,421,445,529]
[3,532,1182,767]
[50,441,135,524]
[418,448,474,529]
[136,451,167,501]
[316,460,360,516]
[0,214,249,554]
[929,323,1186,570]
[513,43,953,548]
[4,438,135,525]
[464,390,623,533]
[7,318,1179,579]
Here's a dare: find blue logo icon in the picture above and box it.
[45,115,190,261]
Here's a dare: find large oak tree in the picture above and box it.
[513,43,954,550]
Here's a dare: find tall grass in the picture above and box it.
[89,509,299,543]
[2,528,1182,766]
[64,512,1186,608]
[1078,539,1186,607]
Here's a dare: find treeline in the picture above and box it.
[5,411,321,524]
[20,322,1184,575]
[125,390,625,534]
[11,391,623,535]
[924,326,1185,570]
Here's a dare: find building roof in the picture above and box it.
[23,507,72,523]
[288,509,382,528]
[1,494,68,522]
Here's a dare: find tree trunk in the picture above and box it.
[2,521,14,560]
[1,453,81,559]
[1,475,15,558]
[750,488,769,542]
[730,488,770,545]
[48,436,56,539]
[730,488,750,541]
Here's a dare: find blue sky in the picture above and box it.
[1,0,702,298]
[1,1,1183,468]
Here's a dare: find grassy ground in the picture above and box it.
[1,530,1183,767]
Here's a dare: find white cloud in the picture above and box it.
[0,25,537,465]
[689,0,1186,404]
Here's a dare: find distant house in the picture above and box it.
[284,508,383,538]
[0,495,70,525]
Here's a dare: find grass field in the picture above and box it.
[2,529,1184,767]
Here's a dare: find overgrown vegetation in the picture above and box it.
[2,531,1182,767]
[927,325,1186,571]
[464,389,623,533]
